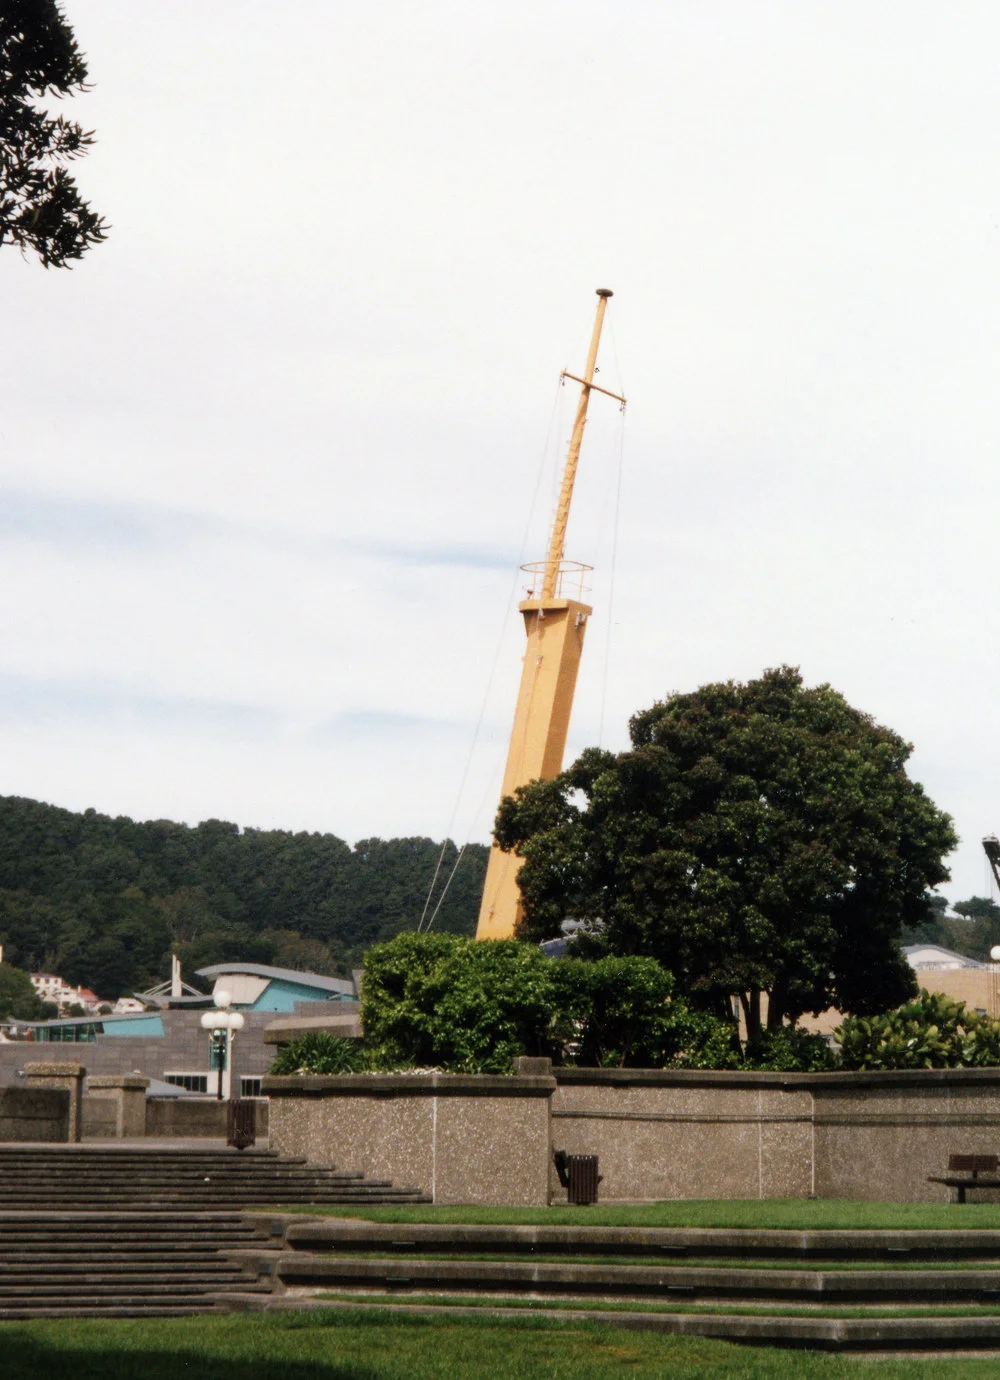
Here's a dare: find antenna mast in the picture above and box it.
[476,289,624,940]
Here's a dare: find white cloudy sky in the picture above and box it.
[3,0,1000,905]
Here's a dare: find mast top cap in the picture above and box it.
[596,288,613,298]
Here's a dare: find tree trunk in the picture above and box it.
[739,991,763,1050]
[767,984,786,1031]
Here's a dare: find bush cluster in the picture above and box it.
[268,937,998,1079]
[357,932,745,1074]
[837,990,1000,1069]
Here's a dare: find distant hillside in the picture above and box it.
[0,795,487,998]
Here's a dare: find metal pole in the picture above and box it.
[541,289,613,600]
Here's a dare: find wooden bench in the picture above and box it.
[928,1154,1000,1203]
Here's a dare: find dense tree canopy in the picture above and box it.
[496,667,957,1045]
[1,0,107,266]
[0,961,52,1021]
[0,795,486,997]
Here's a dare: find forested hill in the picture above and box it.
[0,795,487,999]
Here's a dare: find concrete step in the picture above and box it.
[216,1293,1000,1353]
[0,1281,254,1297]
[0,1262,250,1278]
[251,1251,1000,1304]
[0,1148,304,1160]
[0,1187,377,1200]
[276,1219,1000,1263]
[0,1303,222,1318]
[0,1147,429,1315]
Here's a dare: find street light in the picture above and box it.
[200,989,245,1099]
[990,948,1000,1022]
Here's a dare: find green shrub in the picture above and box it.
[836,989,1000,1069]
[361,933,740,1073]
[268,1032,370,1076]
[743,1026,837,1072]
[551,955,740,1068]
[361,932,557,1074]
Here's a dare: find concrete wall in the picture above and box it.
[811,1071,1000,1201]
[0,1085,69,1142]
[552,1070,813,1201]
[83,1076,148,1138]
[264,1072,554,1205]
[265,1065,1000,1204]
[145,1096,269,1138]
[553,1068,1000,1202]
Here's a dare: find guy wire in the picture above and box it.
[418,376,567,931]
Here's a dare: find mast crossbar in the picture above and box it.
[560,371,626,406]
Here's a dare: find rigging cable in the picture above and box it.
[427,651,544,932]
[599,305,627,748]
[598,410,627,748]
[418,376,567,931]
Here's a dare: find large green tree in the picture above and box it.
[0,962,51,1020]
[495,666,957,1046]
[1,0,107,266]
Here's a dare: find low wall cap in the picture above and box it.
[23,1062,86,1078]
[263,1072,556,1098]
[86,1074,150,1090]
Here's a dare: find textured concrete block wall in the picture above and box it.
[0,1085,70,1142]
[264,1073,555,1205]
[553,1068,1000,1202]
[263,1066,1000,1204]
[812,1073,1000,1202]
[551,1071,813,1201]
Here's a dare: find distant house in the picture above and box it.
[30,974,107,1013]
[903,944,985,972]
[30,973,74,1004]
[799,943,995,1036]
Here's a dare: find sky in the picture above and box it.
[3,1,1000,906]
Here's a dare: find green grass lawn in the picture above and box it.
[258,1199,1000,1230]
[4,1308,1000,1380]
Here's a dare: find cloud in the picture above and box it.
[3,0,1000,900]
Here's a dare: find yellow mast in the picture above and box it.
[476,288,624,940]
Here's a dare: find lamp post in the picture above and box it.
[200,989,245,1100]
[990,947,1000,1022]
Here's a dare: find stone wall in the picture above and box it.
[553,1068,1000,1202]
[264,1072,554,1205]
[0,1085,69,1142]
[551,1069,813,1201]
[145,1096,269,1138]
[264,1065,1000,1204]
[83,1076,149,1138]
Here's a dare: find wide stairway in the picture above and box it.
[0,1145,429,1317]
[0,1144,430,1210]
[226,1218,1000,1351]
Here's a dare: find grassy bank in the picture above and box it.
[3,1308,1000,1379]
[258,1198,1000,1230]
